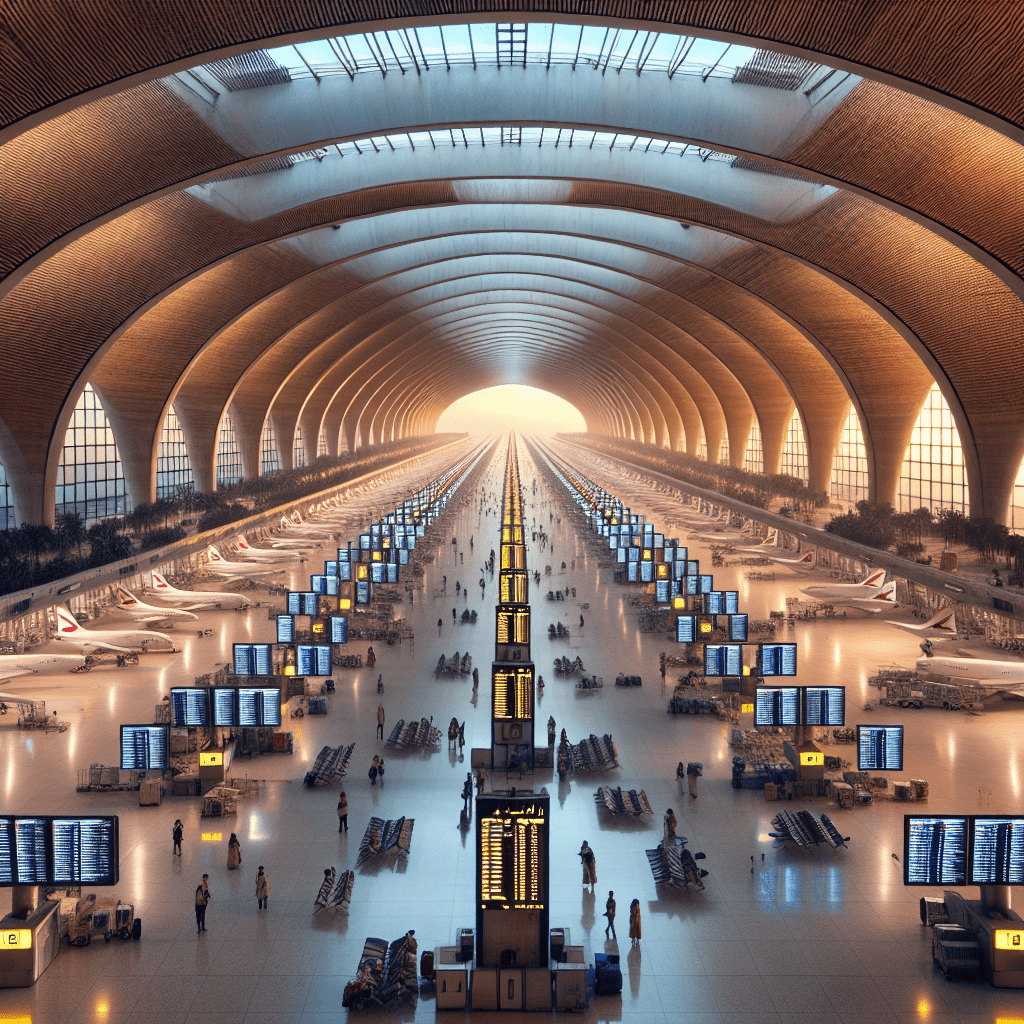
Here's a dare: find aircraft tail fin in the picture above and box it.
[207,545,225,563]
[116,585,139,606]
[236,536,251,550]
[151,571,171,590]
[869,580,898,605]
[861,568,887,588]
[794,550,816,565]
[919,601,958,636]
[56,607,82,634]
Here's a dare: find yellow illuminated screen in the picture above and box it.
[500,572,528,603]
[741,703,754,714]
[356,565,368,580]
[994,930,1024,950]
[0,930,31,949]
[479,806,546,910]
[699,621,712,634]
[497,607,530,645]
[201,832,223,842]
[492,668,533,720]
[199,752,223,766]
[673,597,686,610]
[339,598,352,610]
[799,752,824,766]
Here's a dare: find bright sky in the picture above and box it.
[436,385,586,436]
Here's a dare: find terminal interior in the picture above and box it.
[2,2,1023,1021]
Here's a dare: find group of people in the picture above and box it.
[369,754,386,785]
[582,841,641,947]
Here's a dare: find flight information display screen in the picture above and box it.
[120,725,170,770]
[233,643,273,676]
[356,581,370,605]
[755,687,800,726]
[677,616,696,644]
[52,818,118,885]
[858,725,904,771]
[477,795,549,911]
[760,643,798,676]
[387,563,399,584]
[276,615,295,643]
[0,816,120,887]
[803,686,845,725]
[297,644,332,676]
[655,580,670,604]
[627,562,639,582]
[287,592,318,616]
[704,644,743,677]
[640,561,654,582]
[338,562,352,581]
[492,666,534,720]
[970,817,1024,885]
[330,616,348,644]
[729,614,749,642]
[170,687,209,727]
[371,563,385,584]
[211,688,238,727]
[705,591,740,615]
[399,549,410,565]
[238,688,282,727]
[904,816,968,886]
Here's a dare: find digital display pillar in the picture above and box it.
[476,793,549,968]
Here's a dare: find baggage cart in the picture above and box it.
[932,923,980,980]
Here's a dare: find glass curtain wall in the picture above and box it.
[0,463,13,529]
[743,421,764,475]
[156,407,194,498]
[830,403,870,506]
[293,424,307,469]
[260,421,280,475]
[216,412,243,487]
[780,409,809,483]
[898,382,968,514]
[317,429,329,459]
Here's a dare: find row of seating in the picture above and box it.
[594,786,652,817]
[770,810,850,850]
[313,866,354,913]
[304,742,355,787]
[343,934,418,1010]
[356,816,415,866]
[386,717,442,750]
[645,837,709,892]
[560,733,618,773]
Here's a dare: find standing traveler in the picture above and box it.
[227,833,241,870]
[195,875,211,932]
[377,703,385,740]
[664,808,677,843]
[629,899,641,946]
[687,762,702,799]
[472,666,479,691]
[438,618,443,635]
[337,790,349,832]
[369,756,379,785]
[579,614,585,629]
[255,866,270,909]
[579,841,597,891]
[172,819,183,856]
[604,891,617,939]
[377,757,385,785]
[452,607,457,624]
[367,646,376,668]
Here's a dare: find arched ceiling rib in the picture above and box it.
[1,3,1021,528]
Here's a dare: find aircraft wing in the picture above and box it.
[0,668,35,682]
[977,679,1024,697]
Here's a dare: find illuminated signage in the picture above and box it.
[799,752,824,766]
[477,799,548,911]
[199,752,223,767]
[201,833,222,842]
[741,703,754,714]
[994,930,1024,950]
[492,666,534,721]
[0,930,31,949]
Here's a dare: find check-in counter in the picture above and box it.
[435,946,468,1009]
[0,900,61,988]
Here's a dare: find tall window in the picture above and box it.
[696,428,707,462]
[0,462,12,530]
[55,383,129,522]
[216,411,242,487]
[718,435,730,466]
[293,424,307,469]
[830,403,869,506]
[317,428,328,458]
[156,406,193,499]
[898,382,968,514]
[744,420,763,475]
[260,420,280,475]
[1012,459,1024,536]
[780,409,809,483]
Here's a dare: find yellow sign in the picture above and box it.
[0,930,31,949]
[339,598,352,610]
[199,752,223,766]
[283,665,295,676]
[994,930,1024,950]
[673,597,686,610]
[699,621,712,634]
[799,752,824,766]
[741,703,754,714]
[201,832,222,842]
[356,565,368,580]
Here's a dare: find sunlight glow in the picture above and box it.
[436,386,586,437]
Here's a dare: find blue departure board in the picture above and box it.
[371,563,385,584]
[858,725,904,771]
[760,643,798,676]
[14,819,47,883]
[233,643,273,676]
[677,616,696,644]
[399,549,410,565]
[904,816,968,886]
[287,592,318,616]
[356,581,370,604]
[120,725,170,770]
[310,574,327,594]
[655,580,670,604]
[387,563,399,584]
[729,614,749,642]
[297,644,332,676]
[338,561,352,581]
[238,688,281,727]
[627,562,639,582]
[704,644,743,677]
[170,687,209,727]
[970,817,1024,885]
[211,688,237,727]
[755,687,800,726]
[52,818,118,885]
[331,616,348,644]
[640,561,654,582]
[276,615,295,643]
[803,686,845,725]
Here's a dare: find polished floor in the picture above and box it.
[1,438,1022,1024]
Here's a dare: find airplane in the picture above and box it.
[52,606,176,654]
[279,513,333,541]
[233,536,305,562]
[887,601,959,640]
[114,585,199,624]
[733,528,780,553]
[204,545,284,579]
[763,549,817,569]
[690,519,754,541]
[915,651,1024,697]
[0,651,87,681]
[147,572,252,610]
[798,569,900,612]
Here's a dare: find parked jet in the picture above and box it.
[53,607,175,653]
[233,536,305,562]
[799,569,899,611]
[690,519,754,541]
[204,545,283,579]
[0,651,87,682]
[147,572,252,610]
[915,651,1024,697]
[764,549,817,569]
[277,513,333,541]
[114,586,199,624]
[887,601,958,640]
[734,528,780,553]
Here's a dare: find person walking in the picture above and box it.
[452,607,457,624]
[172,819,183,856]
[687,762,701,799]
[195,875,211,932]
[604,891,617,940]
[255,866,270,909]
[664,808,677,843]
[377,756,385,785]
[227,832,241,870]
[629,899,641,946]
[337,790,349,832]
[369,756,379,785]
[579,841,597,891]
[367,646,376,668]
[438,617,443,635]
[472,666,479,691]
[579,614,585,629]
[377,703,385,740]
